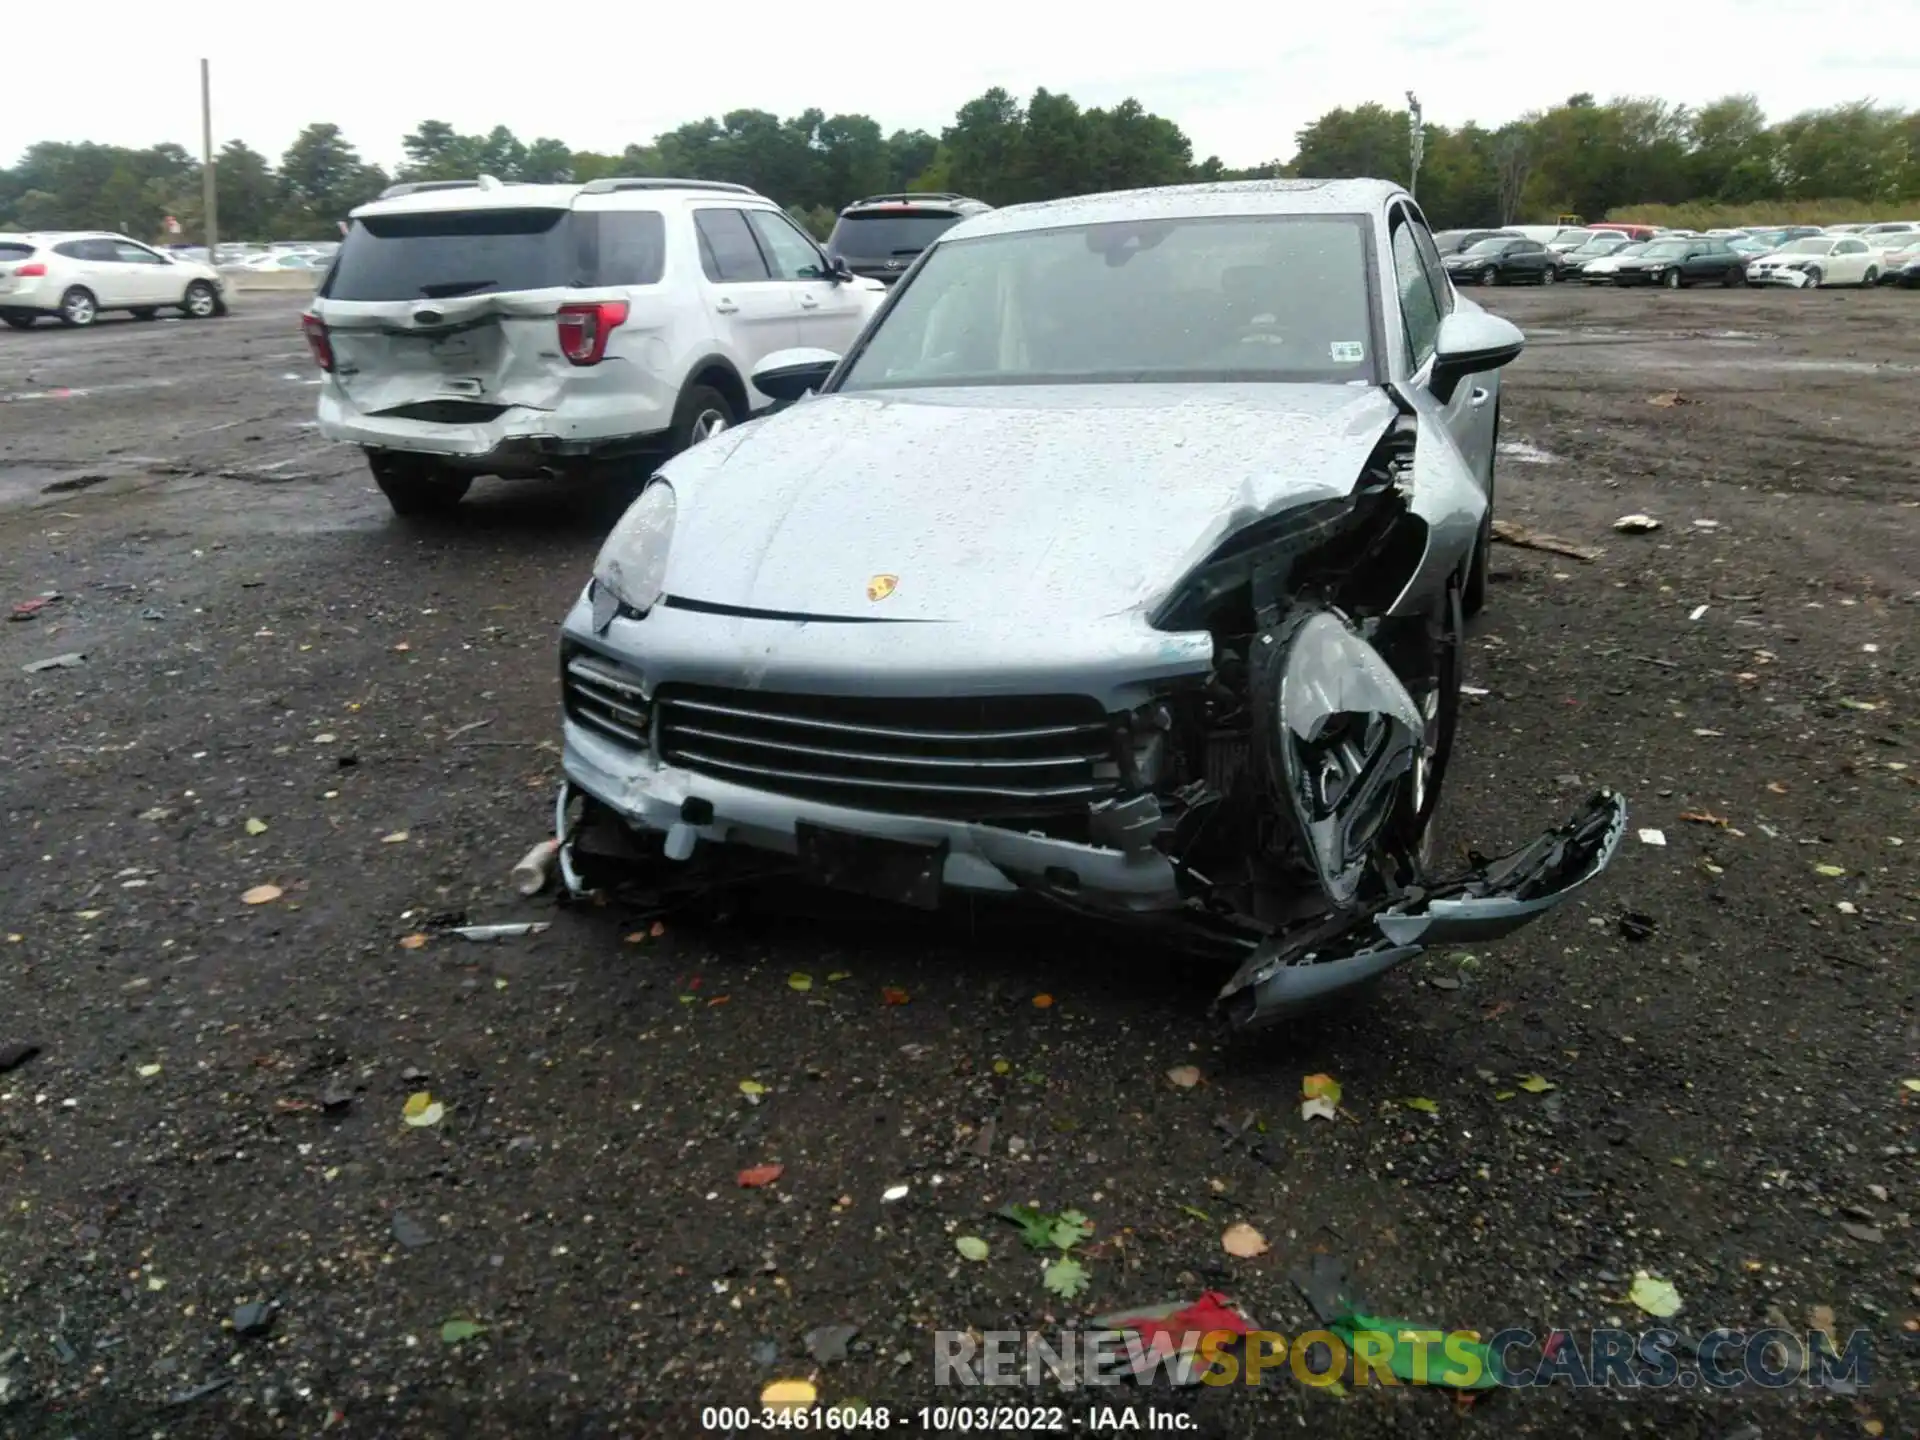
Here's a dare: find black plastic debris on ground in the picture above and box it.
[0,1042,40,1073]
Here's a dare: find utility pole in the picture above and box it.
[1406,91,1424,201]
[200,59,219,262]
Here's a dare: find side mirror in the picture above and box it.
[752,347,841,404]
[1429,309,1525,405]
[827,255,855,283]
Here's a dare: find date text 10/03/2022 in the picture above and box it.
[700,1406,1192,1431]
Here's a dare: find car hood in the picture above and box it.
[657,383,1400,624]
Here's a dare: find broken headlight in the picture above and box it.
[1259,610,1422,908]
[592,480,675,619]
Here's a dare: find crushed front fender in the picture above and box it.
[1217,789,1628,1029]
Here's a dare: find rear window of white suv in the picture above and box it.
[0,242,36,262]
[324,208,666,302]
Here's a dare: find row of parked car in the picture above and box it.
[1434,220,1920,290]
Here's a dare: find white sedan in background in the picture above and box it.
[1745,235,1881,288]
[0,231,229,328]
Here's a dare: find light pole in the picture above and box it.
[200,60,219,261]
[1406,91,1424,201]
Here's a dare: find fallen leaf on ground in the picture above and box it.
[402,1091,445,1128]
[955,1236,989,1262]
[787,972,813,992]
[398,933,428,950]
[1401,1097,1441,1115]
[244,817,268,835]
[241,884,283,905]
[1903,1079,1920,1093]
[1766,781,1788,794]
[762,1379,817,1410]
[1517,1075,1557,1094]
[827,971,851,982]
[1647,391,1692,407]
[649,921,665,937]
[1302,1072,1342,1106]
[1628,1272,1682,1317]
[1166,1064,1201,1089]
[382,831,410,844]
[1032,993,1054,1008]
[1042,1255,1090,1298]
[1494,1091,1516,1101]
[137,1063,162,1078]
[1809,1304,1835,1335]
[737,1163,784,1188]
[1222,1222,1269,1258]
[1678,811,1730,828]
[440,1319,485,1345]
[1814,864,1847,878]
[738,1079,767,1096]
[393,642,410,652]
[880,986,910,1006]
[624,931,646,944]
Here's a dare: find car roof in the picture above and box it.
[948,177,1412,243]
[838,193,991,216]
[351,176,771,219]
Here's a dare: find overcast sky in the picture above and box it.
[5,1,1912,172]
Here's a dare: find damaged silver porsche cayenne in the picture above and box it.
[555,178,1627,1029]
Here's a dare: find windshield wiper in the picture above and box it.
[418,280,494,298]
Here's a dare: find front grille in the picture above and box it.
[655,685,1119,818]
[565,652,649,749]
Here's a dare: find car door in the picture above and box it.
[1834,239,1870,283]
[743,208,868,352]
[63,238,133,304]
[1390,207,1488,494]
[1517,240,1548,278]
[111,239,178,302]
[689,206,801,380]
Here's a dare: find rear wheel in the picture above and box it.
[1723,265,1745,287]
[668,383,736,455]
[1862,267,1879,286]
[1540,265,1557,285]
[57,287,97,327]
[368,452,472,518]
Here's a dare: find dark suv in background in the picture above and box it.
[824,193,991,284]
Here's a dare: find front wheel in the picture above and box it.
[1663,269,1683,290]
[1723,266,1746,287]
[368,453,472,518]
[1804,268,1823,289]
[58,287,98,327]
[181,281,220,319]
[1540,266,1557,285]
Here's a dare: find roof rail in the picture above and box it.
[578,177,756,196]
[376,178,491,201]
[852,192,964,206]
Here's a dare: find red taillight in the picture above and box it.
[556,300,629,366]
[301,312,334,372]
[14,262,46,277]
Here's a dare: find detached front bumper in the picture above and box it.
[1748,268,1812,288]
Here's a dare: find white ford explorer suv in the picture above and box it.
[303,175,887,517]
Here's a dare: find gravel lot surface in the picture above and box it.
[1,288,1915,1438]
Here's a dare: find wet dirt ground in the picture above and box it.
[0,288,1914,1438]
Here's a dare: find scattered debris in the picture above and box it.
[737,1164,785,1188]
[788,973,813,993]
[1679,811,1731,828]
[445,719,493,741]
[450,922,549,941]
[1688,604,1709,621]
[1637,828,1667,847]
[398,933,428,950]
[1628,1271,1682,1317]
[739,1080,768,1097]
[440,1319,486,1345]
[1612,514,1661,534]
[1646,391,1694,407]
[1691,518,1721,530]
[381,830,410,844]
[1221,1223,1269,1258]
[881,1183,909,1203]
[1490,520,1602,562]
[880,986,910,1006]
[1839,1222,1884,1245]
[241,884,284,905]
[761,1379,816,1411]
[0,1042,40,1073]
[231,1301,276,1338]
[391,1213,434,1249]
[22,652,86,673]
[955,1236,989,1262]
[511,839,559,896]
[8,593,61,621]
[1517,1075,1556,1094]
[165,1377,234,1407]
[1400,1097,1440,1115]
[1813,864,1847,878]
[1617,911,1657,942]
[244,817,268,836]
[1166,1065,1202,1089]
[1300,1073,1341,1122]
[401,1092,445,1128]
[1032,993,1054,1009]
[804,1323,859,1365]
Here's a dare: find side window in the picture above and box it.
[53,240,90,260]
[1390,217,1443,371]
[82,239,124,262]
[1404,211,1454,316]
[692,208,771,283]
[1840,240,1866,255]
[745,209,827,280]
[594,210,666,286]
[113,241,166,264]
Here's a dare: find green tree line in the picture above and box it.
[3,88,1914,245]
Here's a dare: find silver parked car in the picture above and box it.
[555,178,1627,1029]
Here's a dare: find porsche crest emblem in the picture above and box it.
[866,573,899,603]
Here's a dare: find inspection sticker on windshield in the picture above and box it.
[1330,341,1365,364]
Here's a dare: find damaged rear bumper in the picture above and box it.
[1215,789,1628,1028]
